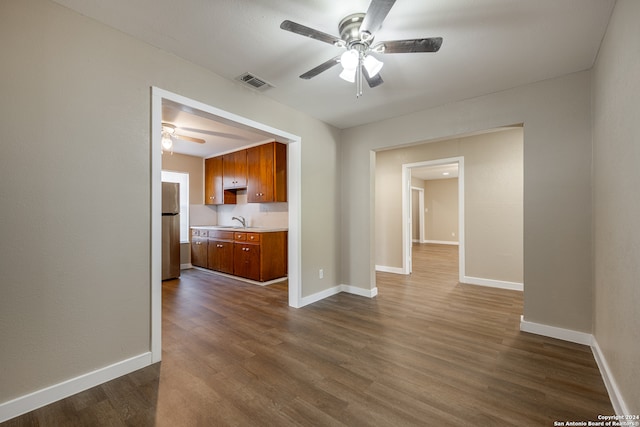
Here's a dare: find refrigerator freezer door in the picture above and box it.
[162,214,181,280]
[162,182,180,215]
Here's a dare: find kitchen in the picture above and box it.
[161,98,290,285]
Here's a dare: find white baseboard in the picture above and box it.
[375,265,406,274]
[591,338,630,416]
[424,240,459,245]
[519,318,630,416]
[0,352,153,423]
[299,284,378,307]
[341,284,378,298]
[519,316,591,345]
[463,276,523,291]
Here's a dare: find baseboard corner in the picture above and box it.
[519,316,592,345]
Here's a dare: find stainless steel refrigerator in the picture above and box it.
[162,182,181,280]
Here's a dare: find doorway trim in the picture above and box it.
[411,186,425,244]
[401,157,465,281]
[151,87,302,363]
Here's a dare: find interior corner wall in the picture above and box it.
[592,0,640,414]
[0,0,340,407]
[341,70,592,334]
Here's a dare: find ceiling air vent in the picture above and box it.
[235,72,274,91]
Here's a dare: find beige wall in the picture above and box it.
[374,129,523,284]
[0,0,340,404]
[424,179,459,243]
[162,152,203,205]
[592,0,640,413]
[342,71,592,334]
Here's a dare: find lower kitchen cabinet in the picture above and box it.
[232,231,287,282]
[207,231,234,274]
[234,242,261,281]
[191,228,287,282]
[191,229,208,268]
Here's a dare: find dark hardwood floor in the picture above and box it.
[3,244,613,426]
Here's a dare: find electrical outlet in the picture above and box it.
[319,269,324,279]
[452,232,456,237]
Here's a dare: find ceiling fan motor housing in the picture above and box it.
[339,13,371,48]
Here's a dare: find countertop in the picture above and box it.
[191,225,288,233]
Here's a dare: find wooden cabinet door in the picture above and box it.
[247,142,287,203]
[234,242,260,281]
[208,239,234,274]
[223,150,247,189]
[247,143,273,203]
[191,236,208,268]
[204,156,223,205]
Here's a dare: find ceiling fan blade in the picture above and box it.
[174,134,205,144]
[363,68,384,88]
[300,55,341,79]
[360,0,396,36]
[376,37,443,54]
[280,20,342,46]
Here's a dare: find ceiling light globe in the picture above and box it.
[161,133,173,150]
[363,55,383,77]
[340,49,359,70]
[339,68,356,83]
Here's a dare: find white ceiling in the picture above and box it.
[412,164,459,181]
[53,0,614,154]
[162,99,273,158]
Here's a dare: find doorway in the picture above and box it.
[150,87,302,363]
[409,165,460,277]
[402,157,465,279]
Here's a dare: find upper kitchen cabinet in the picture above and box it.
[247,142,287,203]
[223,150,247,189]
[204,156,223,205]
[205,156,237,205]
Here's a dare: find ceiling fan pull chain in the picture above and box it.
[356,56,363,98]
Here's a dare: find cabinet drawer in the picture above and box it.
[234,232,247,241]
[192,228,204,237]
[246,233,261,242]
[208,230,234,240]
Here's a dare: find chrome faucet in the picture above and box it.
[232,216,246,228]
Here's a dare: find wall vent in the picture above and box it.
[235,72,274,91]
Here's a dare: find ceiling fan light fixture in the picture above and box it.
[161,131,173,150]
[340,49,359,70]
[363,54,383,77]
[339,68,357,83]
[162,123,176,135]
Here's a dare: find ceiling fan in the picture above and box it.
[161,122,205,152]
[280,0,443,97]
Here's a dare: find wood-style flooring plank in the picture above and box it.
[3,244,613,426]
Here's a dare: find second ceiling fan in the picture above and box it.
[280,0,443,97]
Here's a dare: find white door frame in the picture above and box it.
[401,157,465,281]
[151,87,302,363]
[411,186,425,244]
